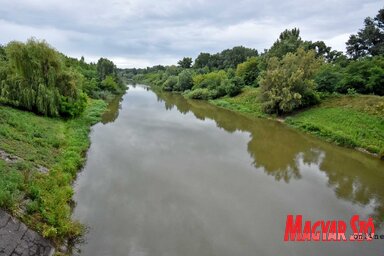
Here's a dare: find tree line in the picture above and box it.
[0,39,125,117]
[130,7,384,115]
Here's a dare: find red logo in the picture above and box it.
[284,215,377,242]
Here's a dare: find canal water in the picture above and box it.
[73,85,384,255]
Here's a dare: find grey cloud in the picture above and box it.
[0,0,382,67]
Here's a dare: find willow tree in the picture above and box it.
[259,48,322,114]
[0,39,86,117]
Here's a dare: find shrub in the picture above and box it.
[236,57,260,86]
[226,77,244,96]
[314,64,343,93]
[337,56,384,95]
[259,48,322,114]
[0,39,87,117]
[185,88,211,100]
[177,70,193,91]
[162,76,178,91]
[192,70,228,90]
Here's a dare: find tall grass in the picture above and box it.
[0,98,106,245]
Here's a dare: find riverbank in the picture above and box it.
[210,87,384,159]
[0,99,107,250]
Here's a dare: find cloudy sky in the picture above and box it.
[0,0,382,68]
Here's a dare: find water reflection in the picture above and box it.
[101,94,125,124]
[155,90,384,224]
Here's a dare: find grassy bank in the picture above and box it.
[286,95,384,157]
[210,87,384,158]
[0,99,107,246]
[210,87,265,118]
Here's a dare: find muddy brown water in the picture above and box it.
[73,85,384,256]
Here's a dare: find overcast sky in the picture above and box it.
[0,0,382,68]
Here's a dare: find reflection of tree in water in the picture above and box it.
[101,94,124,124]
[154,90,384,224]
[318,150,384,224]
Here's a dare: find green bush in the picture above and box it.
[314,64,343,93]
[259,48,322,114]
[177,70,193,91]
[185,88,211,100]
[236,56,260,86]
[162,76,178,91]
[337,56,384,95]
[226,77,244,96]
[0,39,89,117]
[101,75,119,92]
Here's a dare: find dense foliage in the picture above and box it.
[0,39,85,117]
[346,8,384,59]
[0,39,125,117]
[259,48,322,114]
[134,7,384,115]
[178,57,193,68]
[193,46,258,70]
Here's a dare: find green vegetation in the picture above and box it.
[286,95,384,156]
[0,99,106,245]
[0,38,125,117]
[210,87,264,118]
[0,39,86,117]
[213,90,384,158]
[0,5,382,252]
[259,47,322,114]
[0,38,125,248]
[346,8,384,59]
[130,7,384,158]
[177,57,193,68]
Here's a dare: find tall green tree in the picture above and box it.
[194,53,211,68]
[267,28,303,59]
[176,70,193,91]
[177,57,193,68]
[96,58,116,80]
[338,56,384,95]
[304,40,345,63]
[0,39,86,117]
[346,8,384,59]
[236,56,260,86]
[218,46,258,69]
[260,48,322,114]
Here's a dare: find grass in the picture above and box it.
[210,87,265,118]
[316,94,384,117]
[286,95,384,157]
[208,88,384,158]
[286,108,384,154]
[0,98,107,246]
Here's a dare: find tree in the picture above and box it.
[177,57,193,68]
[338,56,384,95]
[162,76,178,91]
[177,70,193,91]
[193,47,258,70]
[236,56,260,86]
[346,8,384,59]
[194,53,211,68]
[219,46,258,69]
[96,58,116,80]
[304,40,345,63]
[0,45,6,61]
[259,48,322,114]
[314,64,344,93]
[0,38,86,117]
[101,75,119,92]
[267,28,303,59]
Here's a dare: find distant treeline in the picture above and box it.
[0,39,125,117]
[128,7,384,115]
